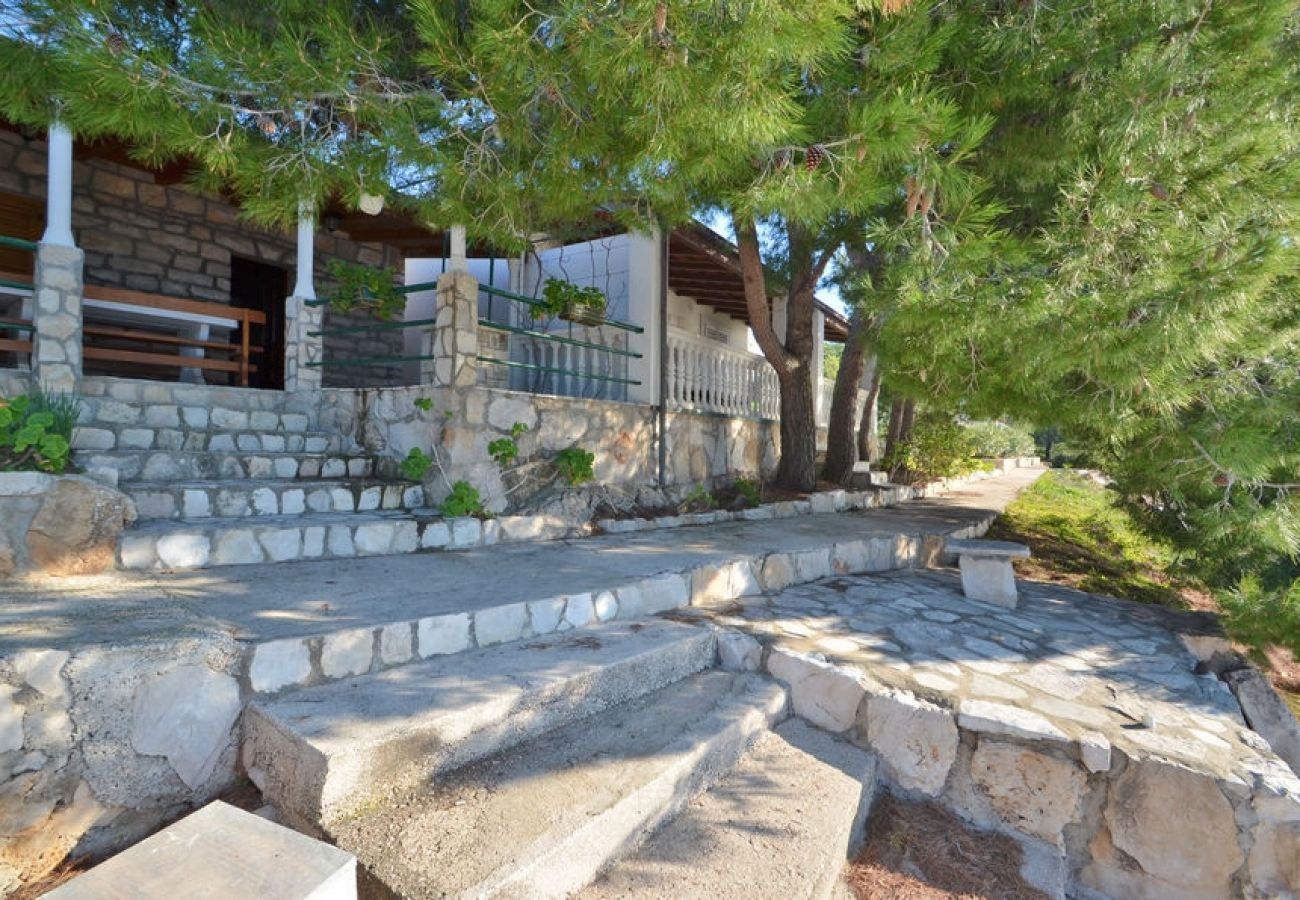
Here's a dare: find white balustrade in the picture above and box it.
[666,332,780,420]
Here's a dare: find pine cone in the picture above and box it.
[774,149,792,171]
[105,31,126,55]
[805,144,826,171]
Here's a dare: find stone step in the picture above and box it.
[242,619,718,829]
[80,449,385,483]
[45,801,357,900]
[74,424,340,455]
[330,669,788,900]
[116,509,444,569]
[580,718,878,900]
[126,477,425,521]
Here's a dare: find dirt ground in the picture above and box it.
[846,794,1050,900]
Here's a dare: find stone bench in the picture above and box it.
[46,801,357,899]
[945,539,1031,609]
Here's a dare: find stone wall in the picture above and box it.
[0,473,134,577]
[0,635,243,893]
[323,383,780,511]
[0,129,404,389]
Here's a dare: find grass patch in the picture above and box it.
[985,470,1200,609]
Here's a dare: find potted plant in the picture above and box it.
[532,279,608,326]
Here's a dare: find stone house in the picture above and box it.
[0,120,856,571]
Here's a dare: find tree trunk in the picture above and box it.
[898,398,918,445]
[775,362,818,490]
[822,310,871,484]
[733,215,836,493]
[858,360,880,462]
[884,397,905,460]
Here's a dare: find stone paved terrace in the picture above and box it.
[0,468,1040,655]
[682,568,1300,898]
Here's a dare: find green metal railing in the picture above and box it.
[305,254,643,394]
[0,235,36,366]
[0,235,37,294]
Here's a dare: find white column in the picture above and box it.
[449,224,468,273]
[41,122,76,248]
[625,228,663,405]
[293,204,316,300]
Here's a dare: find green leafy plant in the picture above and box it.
[680,483,718,512]
[413,397,434,412]
[441,479,486,518]
[326,259,406,320]
[885,412,981,483]
[532,279,607,324]
[487,423,529,467]
[963,420,1037,459]
[399,447,433,481]
[733,477,762,508]
[553,446,595,486]
[0,393,78,474]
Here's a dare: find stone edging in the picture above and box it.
[245,517,996,695]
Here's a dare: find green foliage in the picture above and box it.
[0,393,78,474]
[326,259,405,320]
[734,477,763,508]
[532,280,606,322]
[553,446,595,487]
[440,479,486,518]
[1220,577,1300,662]
[681,484,717,512]
[884,412,979,483]
[985,470,1193,610]
[399,447,433,481]
[487,422,531,467]
[963,421,1036,459]
[413,397,434,412]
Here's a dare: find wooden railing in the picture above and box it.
[0,250,35,366]
[80,284,266,387]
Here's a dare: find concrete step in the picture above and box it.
[116,509,444,569]
[80,449,385,483]
[331,669,788,900]
[45,801,357,900]
[580,718,878,900]
[74,425,339,455]
[126,477,425,521]
[243,619,718,829]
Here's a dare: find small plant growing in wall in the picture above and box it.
[680,483,718,513]
[487,422,529,467]
[325,259,406,320]
[441,480,486,517]
[553,446,596,486]
[733,477,763,508]
[400,447,434,481]
[0,393,79,474]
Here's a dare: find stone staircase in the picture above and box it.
[242,617,879,899]
[71,386,433,571]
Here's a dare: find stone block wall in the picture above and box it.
[0,635,244,893]
[323,383,781,512]
[0,128,404,389]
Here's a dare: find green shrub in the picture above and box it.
[681,484,717,512]
[554,446,595,486]
[0,393,79,474]
[963,420,1037,458]
[326,259,406,320]
[734,477,762,508]
[441,480,486,517]
[399,447,433,480]
[885,412,980,482]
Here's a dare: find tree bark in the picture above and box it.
[884,397,905,460]
[734,215,835,492]
[858,359,880,462]
[898,398,918,445]
[822,309,871,484]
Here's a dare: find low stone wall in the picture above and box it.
[0,473,134,577]
[0,635,243,893]
[323,383,780,511]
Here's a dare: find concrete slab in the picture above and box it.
[45,801,355,900]
[333,670,787,899]
[0,469,1041,654]
[580,718,877,900]
[244,619,717,825]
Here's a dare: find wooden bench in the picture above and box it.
[945,539,1031,609]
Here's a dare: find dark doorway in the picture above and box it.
[230,256,288,390]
